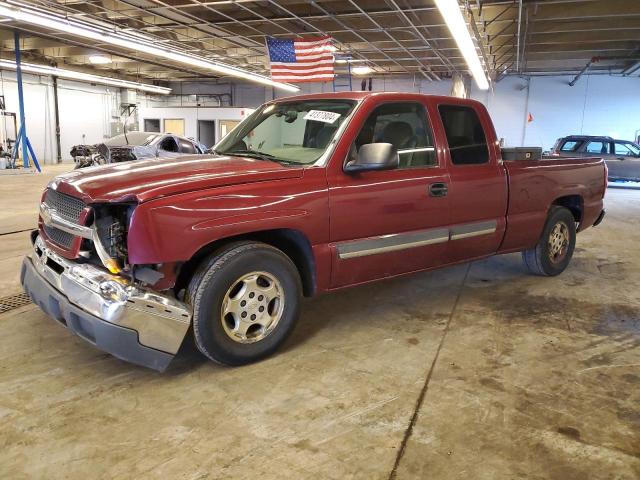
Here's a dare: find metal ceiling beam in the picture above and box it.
[303,0,410,76]
[384,0,460,74]
[346,0,440,80]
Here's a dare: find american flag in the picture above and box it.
[266,36,335,83]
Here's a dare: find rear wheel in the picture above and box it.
[186,241,301,366]
[522,206,576,276]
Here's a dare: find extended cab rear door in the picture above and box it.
[326,97,450,288]
[433,101,508,262]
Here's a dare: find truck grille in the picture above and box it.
[44,189,86,223]
[41,189,87,252]
[43,224,75,249]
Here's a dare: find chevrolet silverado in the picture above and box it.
[21,92,607,371]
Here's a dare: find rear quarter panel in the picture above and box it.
[500,157,606,253]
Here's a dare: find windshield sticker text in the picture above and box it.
[303,110,341,124]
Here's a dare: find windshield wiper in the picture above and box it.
[226,149,277,161]
[224,149,300,165]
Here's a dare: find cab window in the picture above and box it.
[560,140,582,152]
[438,105,489,165]
[585,141,609,154]
[352,102,436,168]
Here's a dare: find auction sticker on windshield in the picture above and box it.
[304,110,342,124]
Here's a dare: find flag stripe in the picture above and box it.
[271,60,334,68]
[272,67,335,74]
[272,74,336,81]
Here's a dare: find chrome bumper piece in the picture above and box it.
[21,235,192,370]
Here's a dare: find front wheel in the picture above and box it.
[522,206,576,276]
[186,241,302,366]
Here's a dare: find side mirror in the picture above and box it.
[344,143,399,173]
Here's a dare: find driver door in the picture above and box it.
[607,141,640,180]
[326,100,450,288]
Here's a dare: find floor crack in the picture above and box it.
[388,263,471,480]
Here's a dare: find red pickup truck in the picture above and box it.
[21,92,607,371]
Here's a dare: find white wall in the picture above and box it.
[471,75,640,150]
[0,71,118,164]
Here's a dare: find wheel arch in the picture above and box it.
[551,195,583,225]
[175,228,316,297]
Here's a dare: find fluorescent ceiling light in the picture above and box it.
[0,1,299,93]
[0,59,171,94]
[434,0,489,90]
[89,55,111,64]
[352,66,373,76]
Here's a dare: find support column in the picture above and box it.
[52,76,62,163]
[14,30,28,168]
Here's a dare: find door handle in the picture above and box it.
[429,182,448,197]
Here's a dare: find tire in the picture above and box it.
[186,241,302,366]
[522,206,576,276]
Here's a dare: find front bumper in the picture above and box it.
[21,235,192,371]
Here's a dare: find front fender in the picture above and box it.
[126,171,329,265]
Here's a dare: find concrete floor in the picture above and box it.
[0,165,638,479]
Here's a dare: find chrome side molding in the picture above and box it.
[336,220,498,259]
[450,220,497,241]
[338,228,449,259]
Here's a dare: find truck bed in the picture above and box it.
[499,156,606,253]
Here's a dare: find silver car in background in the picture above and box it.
[72,132,207,168]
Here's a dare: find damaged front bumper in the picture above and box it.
[21,235,192,371]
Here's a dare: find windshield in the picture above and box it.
[104,132,159,146]
[215,99,356,165]
[626,142,640,155]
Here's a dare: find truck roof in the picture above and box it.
[274,91,483,107]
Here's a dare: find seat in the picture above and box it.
[381,121,417,167]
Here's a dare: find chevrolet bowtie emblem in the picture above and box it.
[40,204,54,226]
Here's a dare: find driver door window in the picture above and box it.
[352,102,436,168]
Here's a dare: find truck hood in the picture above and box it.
[51,154,304,204]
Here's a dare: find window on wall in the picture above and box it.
[144,119,160,133]
[353,102,436,168]
[438,105,489,165]
[164,119,185,136]
[585,141,610,154]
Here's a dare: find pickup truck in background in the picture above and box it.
[551,134,640,181]
[21,92,607,371]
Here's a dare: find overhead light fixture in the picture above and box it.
[352,65,373,76]
[89,55,111,65]
[434,0,489,90]
[0,59,171,94]
[0,1,299,93]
